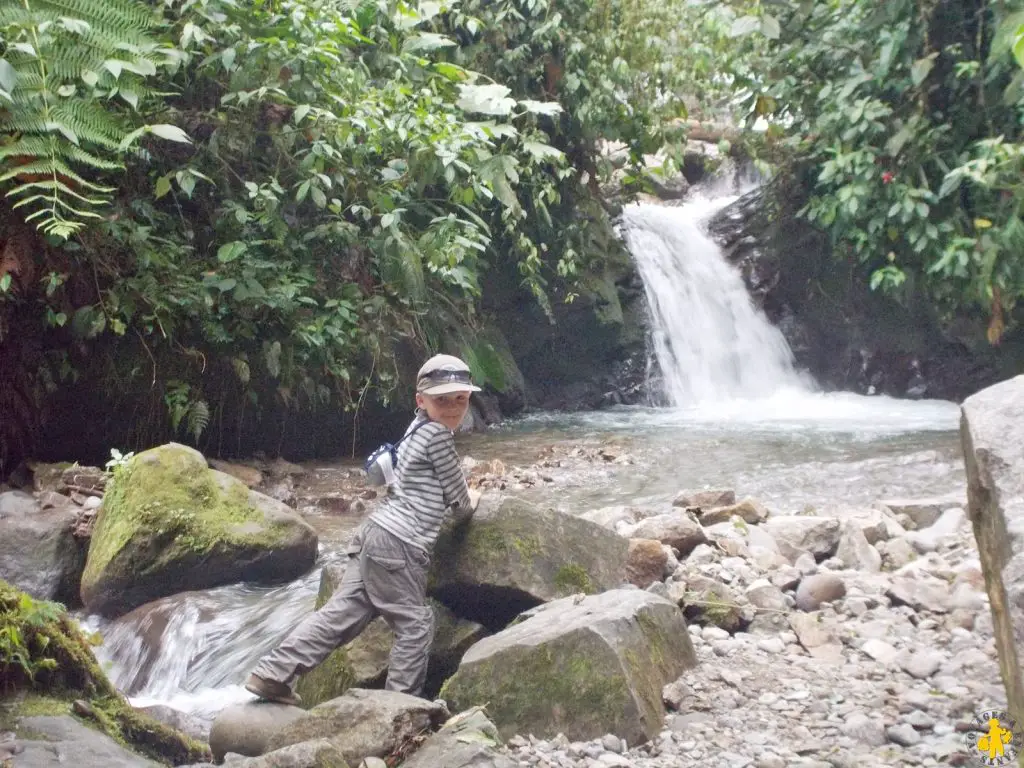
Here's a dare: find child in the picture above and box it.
[244,354,482,704]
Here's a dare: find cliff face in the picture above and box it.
[706,186,1017,402]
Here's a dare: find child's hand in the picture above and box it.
[467,488,482,510]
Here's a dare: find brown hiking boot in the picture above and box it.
[244,673,302,706]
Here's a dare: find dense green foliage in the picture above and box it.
[5,0,1024,467]
[719,0,1024,343]
[0,0,695,463]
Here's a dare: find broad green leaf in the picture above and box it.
[217,241,248,262]
[293,104,311,123]
[456,84,516,116]
[222,47,236,70]
[103,59,123,79]
[0,274,11,292]
[434,63,468,81]
[519,99,563,116]
[992,14,1024,60]
[149,124,192,143]
[402,33,456,54]
[761,14,781,40]
[0,60,16,93]
[82,70,99,87]
[975,218,993,229]
[1014,28,1024,69]
[729,16,760,37]
[911,55,936,86]
[523,141,564,162]
[155,174,172,198]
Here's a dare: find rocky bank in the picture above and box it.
[3,377,1024,768]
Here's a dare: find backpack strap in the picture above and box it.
[390,418,432,460]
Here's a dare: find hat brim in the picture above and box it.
[420,382,482,396]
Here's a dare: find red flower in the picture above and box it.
[882,171,894,184]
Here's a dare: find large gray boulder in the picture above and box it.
[0,490,84,603]
[81,443,318,618]
[295,563,487,705]
[266,689,447,764]
[961,374,1024,721]
[440,589,697,746]
[429,495,629,628]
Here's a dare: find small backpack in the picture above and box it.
[364,420,430,486]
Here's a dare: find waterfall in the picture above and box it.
[620,196,814,407]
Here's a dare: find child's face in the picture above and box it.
[416,391,472,430]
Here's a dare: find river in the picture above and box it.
[79,192,967,730]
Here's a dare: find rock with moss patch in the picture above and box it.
[80,443,318,618]
[428,496,629,629]
[8,714,164,767]
[0,580,212,766]
[440,589,697,746]
[398,706,515,768]
[295,563,488,706]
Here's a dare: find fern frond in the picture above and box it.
[383,238,427,301]
[0,159,118,192]
[187,400,210,442]
[0,0,159,237]
[29,0,158,33]
[9,179,110,205]
[0,137,122,170]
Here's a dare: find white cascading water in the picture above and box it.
[621,195,814,407]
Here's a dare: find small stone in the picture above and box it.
[887,723,922,746]
[901,649,944,680]
[860,638,899,665]
[905,710,935,730]
[795,573,846,612]
[601,734,624,753]
[841,712,886,747]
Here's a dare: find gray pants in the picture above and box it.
[252,520,435,697]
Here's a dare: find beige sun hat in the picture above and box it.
[416,354,482,395]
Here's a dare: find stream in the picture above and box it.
[79,192,969,730]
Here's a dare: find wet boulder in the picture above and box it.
[440,589,697,746]
[428,495,629,629]
[209,701,307,761]
[81,443,318,618]
[296,563,488,706]
[265,689,447,764]
[960,375,1024,719]
[10,715,164,768]
[0,490,85,602]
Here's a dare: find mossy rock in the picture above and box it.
[0,580,211,765]
[294,564,488,706]
[81,443,318,618]
[440,589,697,747]
[428,495,629,630]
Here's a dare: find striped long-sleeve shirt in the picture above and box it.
[368,413,472,554]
